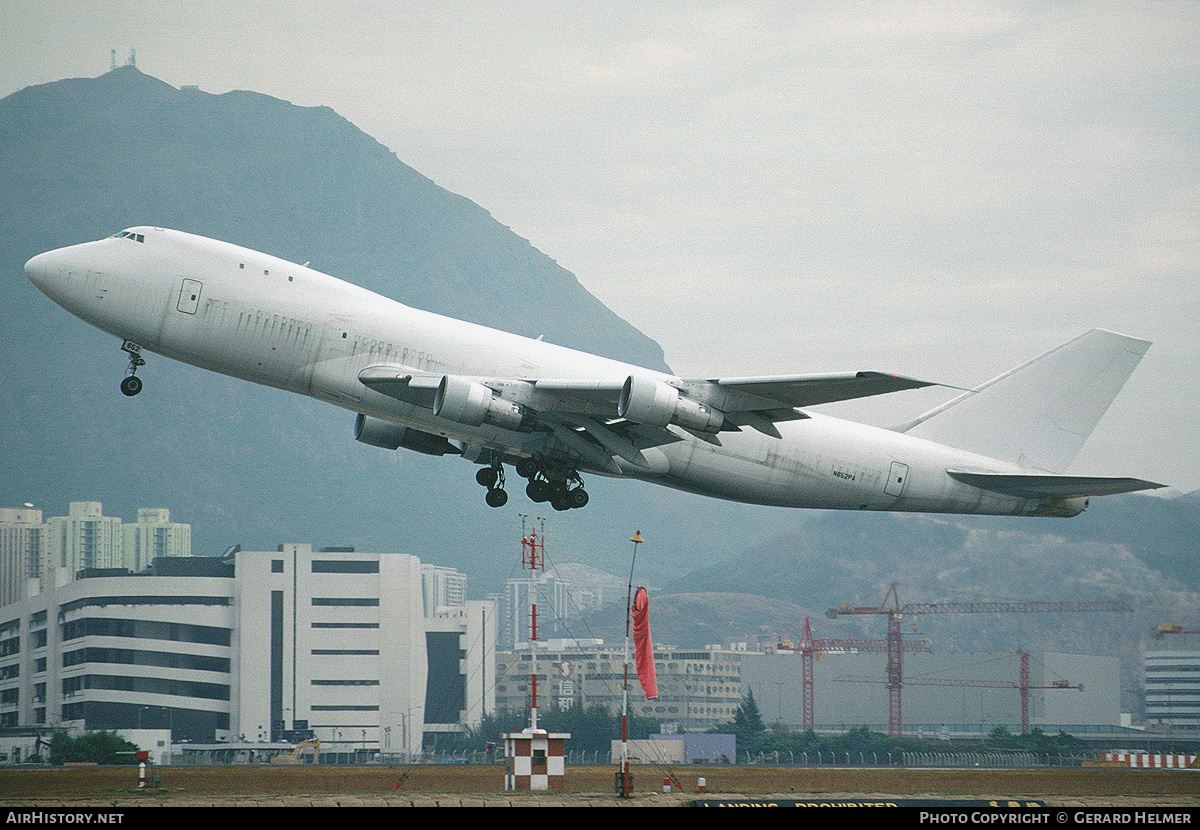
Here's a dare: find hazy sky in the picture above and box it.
[3,1,1197,491]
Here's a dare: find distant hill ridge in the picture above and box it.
[1,66,667,369]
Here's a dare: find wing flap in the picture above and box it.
[947,469,1165,498]
[694,371,936,411]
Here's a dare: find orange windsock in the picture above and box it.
[632,587,658,700]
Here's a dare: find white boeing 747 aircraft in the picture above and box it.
[26,227,1162,514]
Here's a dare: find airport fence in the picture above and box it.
[380,749,1097,768]
[167,748,1097,768]
[740,750,1092,768]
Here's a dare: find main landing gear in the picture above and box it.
[518,457,589,512]
[474,456,590,511]
[120,341,145,397]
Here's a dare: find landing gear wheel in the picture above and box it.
[518,456,591,508]
[526,480,550,503]
[120,341,146,397]
[476,467,500,488]
[120,375,143,397]
[485,488,509,508]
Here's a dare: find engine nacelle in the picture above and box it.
[354,414,458,456]
[618,376,724,433]
[1031,497,1089,518]
[433,375,528,432]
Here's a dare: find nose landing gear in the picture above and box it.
[120,341,145,396]
[476,463,509,508]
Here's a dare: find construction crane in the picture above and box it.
[826,582,1131,737]
[775,616,931,732]
[838,650,1081,734]
[1153,624,1200,639]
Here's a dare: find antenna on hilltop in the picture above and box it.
[110,49,137,71]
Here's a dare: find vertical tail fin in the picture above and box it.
[899,329,1150,472]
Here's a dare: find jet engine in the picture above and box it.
[433,375,529,432]
[618,376,724,433]
[1031,497,1089,518]
[354,414,459,456]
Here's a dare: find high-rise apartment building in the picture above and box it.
[28,503,192,590]
[0,509,46,607]
[45,502,123,581]
[499,573,576,650]
[123,508,191,572]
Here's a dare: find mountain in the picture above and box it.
[1,67,667,368]
[664,491,1200,606]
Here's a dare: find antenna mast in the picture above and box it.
[520,515,545,731]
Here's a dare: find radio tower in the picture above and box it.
[520,516,545,730]
[503,517,568,792]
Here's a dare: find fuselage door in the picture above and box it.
[885,461,909,497]
[177,278,203,314]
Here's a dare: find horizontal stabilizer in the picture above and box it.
[947,469,1164,499]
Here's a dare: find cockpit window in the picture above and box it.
[112,230,145,243]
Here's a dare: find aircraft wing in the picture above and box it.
[358,366,937,455]
[357,367,625,416]
[690,371,936,410]
[947,470,1165,498]
[523,370,937,430]
[678,371,936,438]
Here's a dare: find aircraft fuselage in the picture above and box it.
[26,227,1153,516]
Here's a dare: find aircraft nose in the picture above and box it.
[25,249,65,296]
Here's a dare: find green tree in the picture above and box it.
[987,725,1017,748]
[437,704,659,756]
[48,730,139,765]
[731,689,767,749]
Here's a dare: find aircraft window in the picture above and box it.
[112,231,144,242]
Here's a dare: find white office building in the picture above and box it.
[0,544,493,760]
[1144,650,1200,729]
